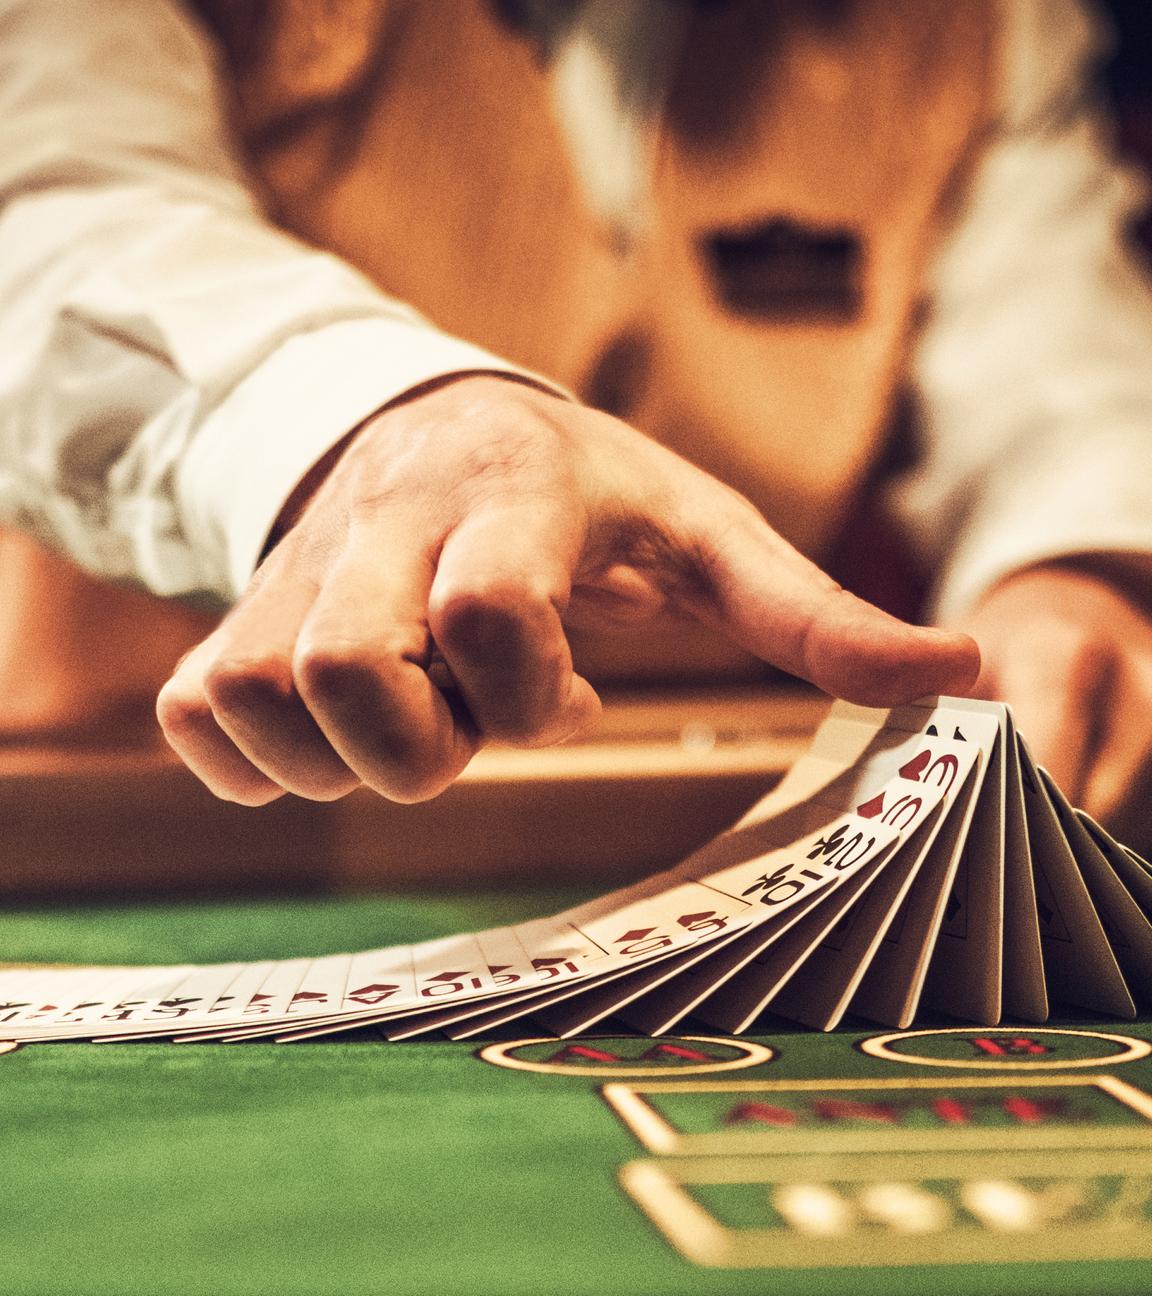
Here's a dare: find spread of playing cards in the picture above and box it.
[5,696,1151,1045]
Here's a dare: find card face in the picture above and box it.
[617,888,835,1037]
[292,953,353,1015]
[404,772,901,1041]
[373,925,559,1036]
[380,983,559,1041]
[776,712,993,1029]
[295,922,607,1043]
[20,968,196,1039]
[572,879,754,969]
[848,779,979,1027]
[251,946,425,1042]
[1,695,1147,1046]
[766,806,951,1031]
[449,898,768,1042]
[104,961,276,1042]
[411,933,501,1007]
[0,970,135,1036]
[180,961,277,1034]
[534,928,757,1039]
[432,967,676,1041]
[918,710,1005,1026]
[288,921,611,1043]
[696,843,896,1034]
[815,701,1003,1028]
[149,964,248,1022]
[476,926,549,998]
[192,958,314,1040]
[106,962,249,1037]
[417,809,902,1041]
[202,956,352,1042]
[0,972,70,1026]
[690,720,986,1033]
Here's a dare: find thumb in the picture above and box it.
[685,506,980,705]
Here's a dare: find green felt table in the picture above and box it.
[2,891,1151,1296]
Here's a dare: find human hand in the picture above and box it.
[960,558,1152,826]
[157,377,979,804]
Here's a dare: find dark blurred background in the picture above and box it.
[1102,0,1152,248]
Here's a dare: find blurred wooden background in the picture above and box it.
[0,684,825,902]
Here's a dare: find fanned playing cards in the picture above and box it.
[4,696,1151,1045]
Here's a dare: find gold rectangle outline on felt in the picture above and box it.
[602,1073,1152,1156]
[619,1145,1152,1269]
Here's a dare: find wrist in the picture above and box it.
[262,371,565,560]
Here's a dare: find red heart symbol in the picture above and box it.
[898,750,931,782]
[856,793,886,819]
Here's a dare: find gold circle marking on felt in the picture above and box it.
[478,1035,776,1077]
[0,1042,18,1056]
[860,1027,1152,1069]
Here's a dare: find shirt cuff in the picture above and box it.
[932,425,1152,624]
[176,315,573,600]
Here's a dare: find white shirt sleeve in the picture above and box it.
[0,0,567,602]
[893,0,1152,624]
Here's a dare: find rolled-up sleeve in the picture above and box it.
[0,0,563,601]
[893,0,1152,624]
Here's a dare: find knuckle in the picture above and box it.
[292,642,464,802]
[432,578,557,653]
[155,681,215,742]
[202,656,294,714]
[293,641,390,703]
